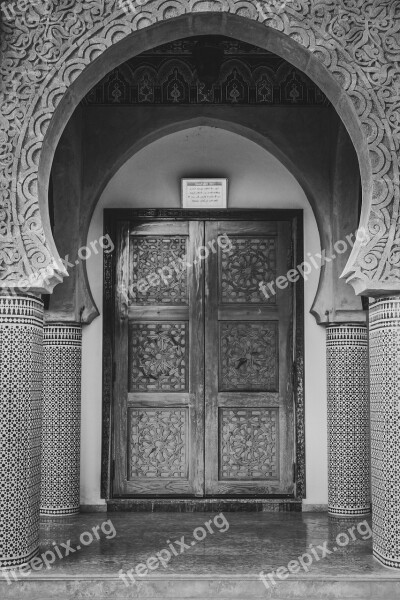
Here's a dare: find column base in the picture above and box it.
[328,505,371,518]
[0,547,39,570]
[374,548,400,570]
[40,506,80,517]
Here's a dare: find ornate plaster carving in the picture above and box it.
[0,1,399,294]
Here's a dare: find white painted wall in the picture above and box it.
[82,126,327,507]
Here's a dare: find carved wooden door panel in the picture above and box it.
[113,221,204,496]
[204,221,294,495]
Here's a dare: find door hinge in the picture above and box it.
[111,459,115,482]
[293,462,297,483]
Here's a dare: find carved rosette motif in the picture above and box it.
[131,236,188,304]
[0,1,399,293]
[219,322,278,390]
[220,408,279,480]
[220,237,276,303]
[129,408,187,478]
[129,322,188,391]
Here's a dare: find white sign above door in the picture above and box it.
[181,178,228,209]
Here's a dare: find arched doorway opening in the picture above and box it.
[45,29,363,511]
[38,13,369,296]
[2,3,399,578]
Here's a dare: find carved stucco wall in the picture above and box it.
[0,1,399,295]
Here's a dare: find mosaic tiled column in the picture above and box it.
[0,295,43,568]
[40,323,82,516]
[369,297,400,569]
[326,324,370,517]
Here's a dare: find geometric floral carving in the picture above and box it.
[0,295,43,568]
[41,323,82,516]
[369,298,400,568]
[129,322,187,392]
[255,71,273,104]
[221,66,250,103]
[220,237,276,303]
[131,236,188,304]
[162,66,191,103]
[220,408,278,479]
[326,324,370,517]
[137,69,156,103]
[281,69,306,104]
[220,322,278,391]
[105,69,130,104]
[129,408,187,478]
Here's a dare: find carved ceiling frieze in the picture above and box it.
[81,37,330,106]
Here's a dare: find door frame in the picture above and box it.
[101,208,305,500]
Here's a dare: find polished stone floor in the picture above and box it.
[36,512,379,576]
[2,512,400,599]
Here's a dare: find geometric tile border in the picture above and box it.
[0,295,43,568]
[326,324,371,517]
[40,323,82,516]
[369,297,400,569]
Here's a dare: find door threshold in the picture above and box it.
[106,498,302,512]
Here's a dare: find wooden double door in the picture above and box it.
[113,217,296,497]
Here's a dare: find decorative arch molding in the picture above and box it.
[0,3,399,295]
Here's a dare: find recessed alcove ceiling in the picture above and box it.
[80,36,332,107]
